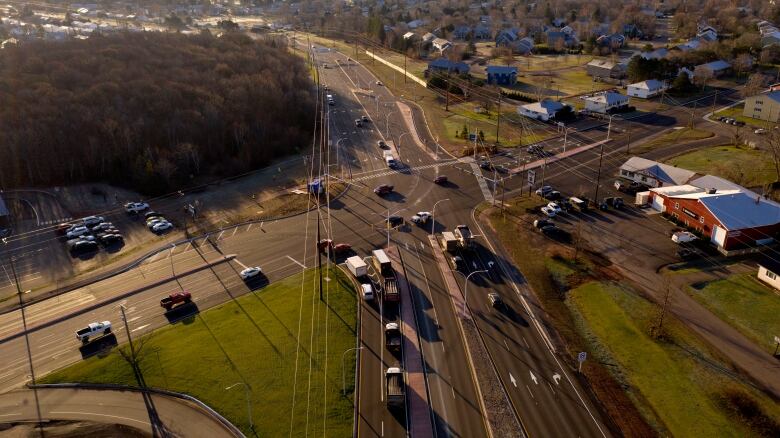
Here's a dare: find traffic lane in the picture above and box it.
[0,249,308,393]
[398,236,487,438]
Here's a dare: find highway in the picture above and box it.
[0,40,631,437]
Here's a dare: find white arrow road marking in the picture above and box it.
[553,373,561,385]
[509,373,517,387]
[529,371,538,385]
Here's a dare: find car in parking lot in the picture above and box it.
[355,119,363,127]
[55,223,74,236]
[144,211,163,219]
[546,202,563,214]
[152,221,173,233]
[755,128,768,135]
[672,231,698,244]
[147,218,166,229]
[533,219,552,229]
[535,185,553,196]
[540,206,557,217]
[124,202,149,214]
[69,240,98,255]
[333,243,352,255]
[479,160,493,171]
[614,180,647,194]
[240,267,262,280]
[99,234,124,245]
[677,248,697,260]
[66,226,90,239]
[375,81,383,86]
[600,197,624,210]
[82,216,104,227]
[90,222,114,232]
[374,184,393,196]
[362,115,370,122]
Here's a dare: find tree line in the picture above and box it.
[0,31,315,194]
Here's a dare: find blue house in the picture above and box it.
[426,58,470,76]
[486,65,518,85]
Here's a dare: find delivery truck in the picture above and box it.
[345,256,367,278]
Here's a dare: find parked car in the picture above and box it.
[451,255,465,270]
[533,219,552,229]
[374,184,393,195]
[672,231,698,244]
[614,180,646,194]
[144,211,163,219]
[479,160,493,171]
[66,226,90,239]
[540,206,557,217]
[355,119,363,127]
[90,222,114,232]
[677,248,697,260]
[362,115,370,122]
[70,240,98,255]
[82,216,104,227]
[375,81,383,86]
[600,197,624,210]
[546,202,563,214]
[147,218,166,229]
[317,239,334,253]
[434,175,448,184]
[124,202,149,213]
[240,267,262,280]
[152,221,173,232]
[535,185,554,196]
[99,234,124,245]
[755,128,768,135]
[55,223,74,236]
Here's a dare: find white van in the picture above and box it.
[361,283,374,301]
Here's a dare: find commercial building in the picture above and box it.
[583,91,629,113]
[518,100,567,121]
[743,90,780,123]
[644,185,780,253]
[627,79,667,98]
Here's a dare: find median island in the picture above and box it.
[42,268,358,436]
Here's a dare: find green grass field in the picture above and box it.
[715,105,776,129]
[665,145,777,187]
[42,268,358,436]
[690,273,780,350]
[632,128,714,154]
[568,281,780,437]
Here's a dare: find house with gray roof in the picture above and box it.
[486,65,518,85]
[518,100,567,121]
[426,58,470,75]
[586,59,626,79]
[584,91,629,113]
[695,59,731,78]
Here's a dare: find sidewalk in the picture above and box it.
[508,139,611,175]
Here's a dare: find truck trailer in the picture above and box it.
[385,367,406,409]
[345,256,367,278]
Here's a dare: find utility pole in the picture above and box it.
[119,304,136,365]
[710,88,718,117]
[495,89,502,144]
[593,143,605,203]
[689,100,697,129]
[626,132,631,155]
[445,76,450,111]
[10,257,44,437]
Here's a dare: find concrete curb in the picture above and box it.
[29,383,244,437]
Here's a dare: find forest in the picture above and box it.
[0,32,315,194]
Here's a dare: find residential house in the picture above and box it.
[640,47,668,60]
[453,25,471,40]
[619,157,698,188]
[672,37,702,52]
[583,91,629,113]
[403,32,418,41]
[757,259,780,290]
[586,59,626,79]
[518,100,567,121]
[695,59,731,78]
[432,38,452,54]
[473,24,492,40]
[546,30,577,48]
[596,33,626,49]
[426,58,470,76]
[622,23,643,38]
[486,65,518,85]
[495,28,520,46]
[422,32,436,44]
[512,37,535,55]
[696,24,718,41]
[743,90,780,123]
[627,79,667,98]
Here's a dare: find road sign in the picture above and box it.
[527,169,536,185]
[578,351,587,372]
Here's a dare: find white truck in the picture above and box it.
[75,321,112,344]
[439,232,458,252]
[345,256,367,278]
[383,150,397,168]
[453,225,475,249]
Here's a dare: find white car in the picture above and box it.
[82,216,104,227]
[125,202,149,213]
[754,128,768,135]
[671,231,698,244]
[540,206,557,217]
[240,267,262,280]
[410,211,432,224]
[66,226,90,239]
[361,283,374,301]
[546,202,562,214]
[375,81,383,85]
[147,218,166,229]
[152,221,173,232]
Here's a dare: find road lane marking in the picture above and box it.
[131,324,151,333]
[522,336,530,349]
[504,339,509,350]
[231,227,238,238]
[217,231,225,241]
[246,223,253,232]
[553,373,561,385]
[509,373,517,387]
[49,412,149,426]
[529,371,538,384]
[525,385,535,399]
[286,255,306,269]
[0,413,20,417]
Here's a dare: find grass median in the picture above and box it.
[42,267,358,436]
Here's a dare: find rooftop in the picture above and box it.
[584,91,628,105]
[622,157,698,185]
[521,100,565,115]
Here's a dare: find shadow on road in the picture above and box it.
[164,302,200,325]
[78,334,118,359]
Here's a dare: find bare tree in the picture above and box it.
[741,73,771,99]
[693,65,714,90]
[651,277,673,339]
[766,130,780,183]
[733,53,753,78]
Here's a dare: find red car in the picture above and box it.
[374,184,393,195]
[333,243,352,255]
[55,223,73,236]
[317,239,333,252]
[160,291,192,311]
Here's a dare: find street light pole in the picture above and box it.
[430,198,450,237]
[606,115,614,140]
[462,269,489,315]
[341,346,364,395]
[226,382,253,430]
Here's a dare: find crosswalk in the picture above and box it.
[38,217,73,227]
[351,159,459,182]
[469,162,495,203]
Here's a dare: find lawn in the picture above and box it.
[568,281,779,437]
[665,145,777,187]
[631,127,714,154]
[715,105,776,129]
[690,273,780,350]
[42,267,358,437]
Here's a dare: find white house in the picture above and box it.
[627,79,667,98]
[619,157,698,188]
[757,261,780,290]
[518,100,567,122]
[583,91,629,113]
[432,38,452,54]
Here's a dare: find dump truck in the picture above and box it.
[160,291,192,311]
[453,225,475,249]
[439,232,458,252]
[385,322,402,352]
[345,256,367,278]
[385,367,406,408]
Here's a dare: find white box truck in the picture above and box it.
[345,256,367,278]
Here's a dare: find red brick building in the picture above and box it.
[648,185,780,253]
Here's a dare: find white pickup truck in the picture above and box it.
[75,321,112,344]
